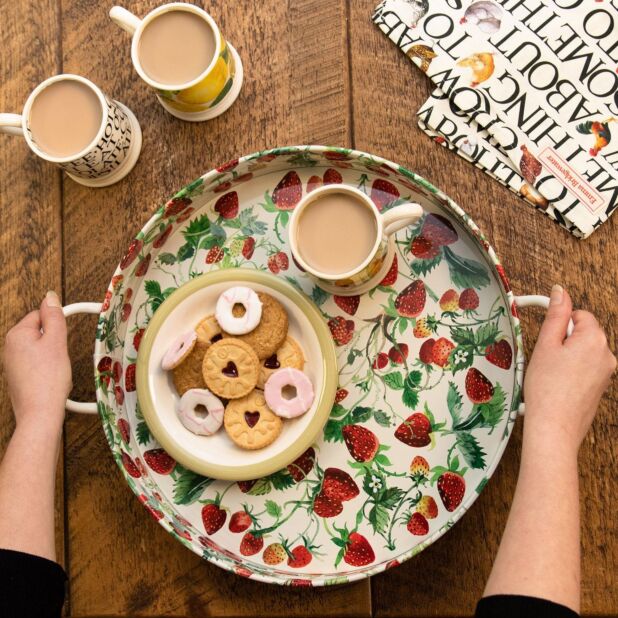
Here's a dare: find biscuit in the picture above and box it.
[257,336,304,389]
[222,292,288,359]
[224,389,283,450]
[172,341,209,396]
[202,338,259,399]
[195,314,222,345]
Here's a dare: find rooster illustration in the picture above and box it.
[460,1,503,34]
[576,118,616,156]
[406,44,437,72]
[520,183,549,209]
[519,145,542,185]
[457,52,495,86]
[402,0,429,27]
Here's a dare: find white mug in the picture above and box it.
[289,185,423,295]
[0,74,142,187]
[109,3,244,122]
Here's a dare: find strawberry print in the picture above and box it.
[201,503,227,535]
[431,337,455,367]
[395,280,426,317]
[388,343,409,364]
[416,495,438,519]
[437,472,466,512]
[135,254,151,277]
[144,449,176,475]
[114,386,125,406]
[121,303,132,322]
[313,492,343,518]
[206,246,224,263]
[263,543,286,565]
[116,416,130,445]
[334,295,360,316]
[465,368,494,403]
[275,251,289,271]
[370,179,400,210]
[459,288,479,311]
[267,254,280,274]
[288,545,312,568]
[407,512,429,535]
[242,237,255,259]
[287,447,316,482]
[413,318,431,338]
[439,289,459,312]
[342,425,379,462]
[486,339,512,369]
[214,191,239,219]
[272,171,302,210]
[133,328,144,351]
[409,455,429,477]
[120,238,143,270]
[379,254,398,286]
[153,225,173,249]
[216,158,239,173]
[307,175,322,193]
[240,532,264,556]
[229,511,252,533]
[421,213,458,246]
[322,468,359,502]
[373,352,388,370]
[410,235,441,259]
[164,196,191,217]
[343,532,375,566]
[121,451,141,478]
[328,316,354,346]
[97,356,112,386]
[419,339,436,364]
[125,363,136,392]
[335,388,348,403]
[395,413,432,447]
[323,168,343,184]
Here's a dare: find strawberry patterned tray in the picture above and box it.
[87,145,525,585]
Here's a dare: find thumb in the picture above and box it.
[537,285,572,346]
[40,291,67,342]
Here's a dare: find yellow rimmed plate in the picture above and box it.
[136,268,338,481]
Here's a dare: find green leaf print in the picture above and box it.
[324,418,345,442]
[381,487,405,508]
[450,345,475,373]
[411,249,443,277]
[329,403,348,418]
[373,409,392,427]
[455,432,487,469]
[402,386,419,409]
[176,242,195,262]
[476,384,507,428]
[144,280,162,298]
[447,382,463,426]
[311,286,329,306]
[368,503,390,534]
[265,499,282,518]
[136,421,152,446]
[475,322,500,347]
[182,214,211,247]
[443,246,490,289]
[210,77,233,107]
[267,470,295,491]
[384,371,405,390]
[173,467,214,505]
[350,406,373,423]
[450,327,476,346]
[158,252,177,265]
[405,371,422,389]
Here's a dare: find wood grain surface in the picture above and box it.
[0,0,616,616]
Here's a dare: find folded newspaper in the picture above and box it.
[373,0,617,238]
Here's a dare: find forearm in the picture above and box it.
[0,418,62,561]
[483,419,580,612]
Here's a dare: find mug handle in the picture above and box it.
[382,203,424,236]
[0,113,23,137]
[63,302,103,415]
[109,6,142,35]
[513,294,574,416]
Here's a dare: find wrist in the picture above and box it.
[14,413,64,444]
[521,419,580,464]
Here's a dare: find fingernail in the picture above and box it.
[550,284,563,305]
[46,290,61,308]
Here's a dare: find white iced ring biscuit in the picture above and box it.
[161,331,197,370]
[177,388,224,436]
[215,286,262,335]
[264,368,314,419]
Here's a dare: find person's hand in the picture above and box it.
[523,285,616,457]
[3,291,71,436]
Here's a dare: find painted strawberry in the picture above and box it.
[134,458,146,476]
[413,318,431,338]
[421,213,458,246]
[263,542,287,565]
[328,316,354,346]
[322,467,359,502]
[116,418,131,444]
[335,388,348,403]
[410,235,441,259]
[287,447,316,482]
[124,288,133,302]
[242,237,255,259]
[275,251,289,271]
[235,566,252,578]
[459,288,480,311]
[496,264,510,292]
[135,253,151,277]
[389,343,409,364]
[97,356,112,386]
[120,238,143,270]
[465,368,494,403]
[419,338,436,364]
[307,175,322,193]
[313,492,343,518]
[342,425,379,462]
[213,181,232,193]
[373,352,388,370]
[237,480,256,493]
[272,171,302,210]
[370,179,400,210]
[385,559,400,570]
[229,511,252,533]
[121,451,141,478]
[133,328,144,351]
[437,471,465,511]
[176,207,194,223]
[206,246,224,263]
[114,386,124,405]
[235,172,253,184]
[407,512,429,535]
[439,289,459,312]
[323,168,343,184]
[486,339,512,369]
[164,196,191,217]
[288,545,312,568]
[214,191,239,219]
[111,274,124,290]
[240,532,264,556]
[409,455,429,477]
[112,361,122,385]
[334,295,360,316]
[416,495,438,519]
[121,303,132,322]
[201,503,227,535]
[153,224,173,248]
[267,254,280,274]
[395,280,426,318]
[216,158,239,173]
[144,448,176,475]
[291,579,312,587]
[125,363,136,392]
[395,412,432,447]
[432,337,455,367]
[343,532,375,566]
[379,255,398,286]
[324,150,351,161]
[101,289,112,313]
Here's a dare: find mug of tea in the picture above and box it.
[289,185,423,295]
[0,74,142,187]
[110,3,244,122]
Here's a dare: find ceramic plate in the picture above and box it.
[136,269,338,480]
[92,146,523,586]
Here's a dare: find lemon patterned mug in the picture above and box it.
[109,3,243,122]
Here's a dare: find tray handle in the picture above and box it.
[513,294,574,417]
[63,302,103,414]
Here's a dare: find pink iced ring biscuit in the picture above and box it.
[264,368,314,419]
[177,388,224,436]
[215,286,262,335]
[161,330,197,370]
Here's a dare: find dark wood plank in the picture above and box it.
[0,0,65,595]
[349,2,618,616]
[61,0,368,616]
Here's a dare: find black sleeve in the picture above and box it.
[476,595,579,617]
[0,549,67,618]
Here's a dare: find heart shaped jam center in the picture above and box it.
[244,411,260,428]
[211,333,223,344]
[222,361,238,377]
[264,354,280,369]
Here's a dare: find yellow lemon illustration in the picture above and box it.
[177,56,228,105]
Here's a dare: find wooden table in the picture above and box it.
[1,1,616,616]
